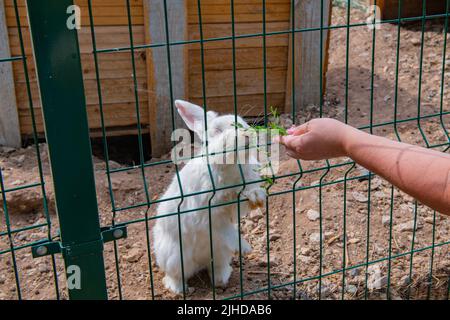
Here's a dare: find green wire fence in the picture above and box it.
[0,0,449,300]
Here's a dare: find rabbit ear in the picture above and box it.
[175,100,217,138]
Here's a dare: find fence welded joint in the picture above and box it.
[31,226,127,259]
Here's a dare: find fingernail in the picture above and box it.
[287,127,295,135]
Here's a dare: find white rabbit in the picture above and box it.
[153,100,267,294]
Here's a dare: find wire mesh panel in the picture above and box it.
[86,0,450,300]
[0,0,449,300]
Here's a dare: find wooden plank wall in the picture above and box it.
[187,0,292,117]
[5,0,331,153]
[374,0,447,20]
[5,0,149,137]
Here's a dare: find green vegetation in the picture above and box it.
[233,106,289,190]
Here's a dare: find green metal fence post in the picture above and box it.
[26,0,108,300]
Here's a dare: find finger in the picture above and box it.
[287,122,310,136]
[279,135,298,148]
[277,135,287,146]
[287,126,296,135]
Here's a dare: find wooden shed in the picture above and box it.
[1,0,331,156]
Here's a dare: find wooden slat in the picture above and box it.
[285,0,331,113]
[4,0,142,6]
[189,46,288,72]
[188,21,290,48]
[13,52,147,83]
[189,67,287,98]
[5,0,144,27]
[89,127,149,139]
[144,0,188,157]
[18,102,149,134]
[15,77,148,109]
[187,0,291,24]
[190,93,285,117]
[7,26,146,56]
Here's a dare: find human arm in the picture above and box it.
[277,118,450,215]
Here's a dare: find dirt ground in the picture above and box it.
[1,2,449,300]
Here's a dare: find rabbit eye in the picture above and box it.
[211,128,222,136]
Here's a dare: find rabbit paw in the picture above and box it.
[241,237,253,255]
[244,188,266,210]
[234,236,252,255]
[163,275,184,294]
[212,264,233,288]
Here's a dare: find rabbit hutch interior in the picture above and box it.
[0,0,449,300]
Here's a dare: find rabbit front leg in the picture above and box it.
[163,275,184,294]
[206,221,242,288]
[208,234,251,287]
[241,162,267,210]
[228,222,253,255]
[207,247,234,288]
[239,235,252,255]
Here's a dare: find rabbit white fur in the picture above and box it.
[153,100,266,294]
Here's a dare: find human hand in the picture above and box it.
[276,118,356,161]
